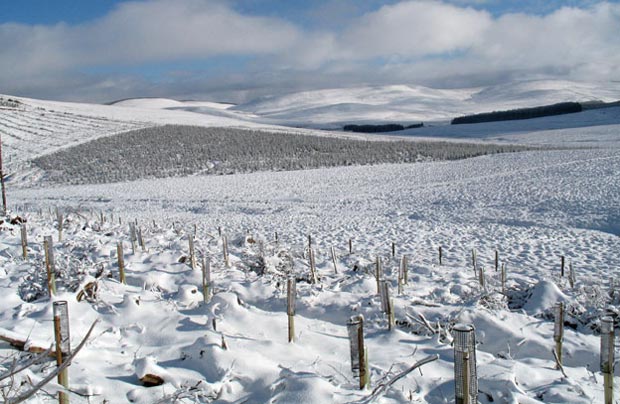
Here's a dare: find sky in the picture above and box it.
[0,0,619,103]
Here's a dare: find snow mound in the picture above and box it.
[522,280,568,315]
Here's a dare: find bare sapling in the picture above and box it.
[44,236,56,296]
[287,277,296,343]
[117,242,126,285]
[600,316,614,404]
[554,302,564,369]
[453,324,478,404]
[201,256,211,303]
[20,224,27,260]
[53,301,71,404]
[347,315,368,389]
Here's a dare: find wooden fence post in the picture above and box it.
[188,234,197,270]
[53,301,71,404]
[117,242,126,285]
[44,236,56,296]
[438,246,443,266]
[330,246,338,274]
[20,224,28,260]
[601,316,614,404]
[375,256,382,294]
[222,235,230,268]
[347,315,368,390]
[201,256,211,303]
[453,324,477,404]
[287,277,296,343]
[554,302,564,368]
[56,209,63,242]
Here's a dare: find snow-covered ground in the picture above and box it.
[0,80,619,403]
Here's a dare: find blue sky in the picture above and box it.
[1,0,618,103]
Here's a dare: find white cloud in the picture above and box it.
[338,1,492,59]
[0,0,618,102]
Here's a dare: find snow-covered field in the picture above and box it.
[0,80,619,403]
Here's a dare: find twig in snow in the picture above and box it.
[354,354,439,404]
[552,348,568,378]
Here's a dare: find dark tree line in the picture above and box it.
[451,102,582,125]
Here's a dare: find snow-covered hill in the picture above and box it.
[231,80,620,127]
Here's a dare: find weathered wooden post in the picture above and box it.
[501,263,506,294]
[375,256,382,294]
[453,324,477,404]
[478,266,485,289]
[347,315,368,390]
[380,280,394,330]
[438,246,443,266]
[137,227,145,252]
[287,277,296,343]
[391,242,396,259]
[308,247,317,284]
[560,255,565,277]
[330,246,338,274]
[471,248,477,273]
[554,302,564,368]
[349,238,353,255]
[20,224,28,260]
[601,316,614,404]
[568,262,576,289]
[201,256,211,303]
[494,250,499,272]
[56,209,63,242]
[222,235,230,268]
[116,242,126,285]
[53,301,71,404]
[129,223,137,254]
[44,236,56,296]
[188,234,197,270]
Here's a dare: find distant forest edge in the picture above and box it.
[343,123,423,133]
[451,99,620,125]
[32,125,535,185]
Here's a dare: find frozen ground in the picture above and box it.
[0,80,619,403]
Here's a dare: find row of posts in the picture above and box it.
[16,218,616,402]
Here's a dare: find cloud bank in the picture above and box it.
[1,0,618,102]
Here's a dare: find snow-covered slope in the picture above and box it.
[4,146,619,403]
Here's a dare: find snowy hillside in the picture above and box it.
[231,80,620,127]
